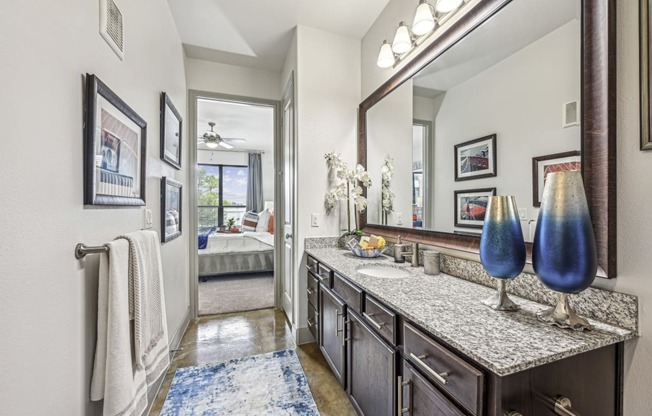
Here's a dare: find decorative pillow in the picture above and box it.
[256,209,272,232]
[268,215,274,234]
[242,211,259,232]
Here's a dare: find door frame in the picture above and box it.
[187,90,281,318]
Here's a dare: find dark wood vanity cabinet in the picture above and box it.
[318,283,347,387]
[347,309,397,416]
[307,255,623,416]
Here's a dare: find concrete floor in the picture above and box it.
[149,308,356,415]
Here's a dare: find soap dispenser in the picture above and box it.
[393,235,408,263]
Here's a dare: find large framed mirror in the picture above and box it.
[359,0,616,277]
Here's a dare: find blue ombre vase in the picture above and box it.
[480,196,526,311]
[532,170,597,330]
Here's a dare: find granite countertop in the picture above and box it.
[305,247,636,377]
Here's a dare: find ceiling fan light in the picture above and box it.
[435,0,463,13]
[377,40,396,68]
[205,141,219,149]
[392,22,413,54]
[412,1,436,36]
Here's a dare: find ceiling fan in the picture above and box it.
[198,122,246,149]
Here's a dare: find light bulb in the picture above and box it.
[205,141,218,149]
[412,1,436,36]
[435,0,463,13]
[377,41,395,68]
[392,22,413,54]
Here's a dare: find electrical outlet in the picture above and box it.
[396,212,403,225]
[518,208,527,220]
[144,209,153,229]
[311,213,320,227]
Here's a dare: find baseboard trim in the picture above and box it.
[294,326,315,345]
[143,307,191,416]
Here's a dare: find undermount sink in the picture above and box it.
[356,265,411,279]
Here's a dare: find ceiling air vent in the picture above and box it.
[100,0,124,60]
[563,100,579,128]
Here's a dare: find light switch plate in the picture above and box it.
[518,208,527,220]
[311,213,320,227]
[144,209,153,229]
[396,212,403,225]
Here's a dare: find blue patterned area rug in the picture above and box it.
[160,349,319,415]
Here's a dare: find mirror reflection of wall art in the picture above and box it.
[531,151,581,207]
[84,74,147,206]
[454,134,497,181]
[454,188,496,229]
[160,92,182,169]
[161,177,182,243]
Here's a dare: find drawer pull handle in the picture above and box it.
[307,288,315,295]
[363,312,385,331]
[554,396,581,416]
[307,318,315,326]
[397,376,411,414]
[505,412,524,416]
[410,353,449,385]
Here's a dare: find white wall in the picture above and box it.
[294,25,361,336]
[0,0,188,415]
[433,20,580,235]
[362,0,652,412]
[185,58,281,100]
[197,150,275,203]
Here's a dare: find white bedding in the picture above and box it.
[200,231,274,255]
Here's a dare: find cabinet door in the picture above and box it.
[400,360,466,416]
[347,310,397,416]
[319,283,346,387]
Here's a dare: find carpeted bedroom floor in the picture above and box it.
[199,272,274,316]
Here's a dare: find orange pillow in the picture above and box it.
[268,216,274,234]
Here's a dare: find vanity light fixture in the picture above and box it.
[412,0,437,36]
[392,22,414,54]
[377,0,469,68]
[377,40,396,68]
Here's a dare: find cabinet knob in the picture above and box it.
[505,412,523,416]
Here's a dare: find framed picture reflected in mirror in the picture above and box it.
[161,177,182,243]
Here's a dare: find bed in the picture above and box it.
[198,231,274,278]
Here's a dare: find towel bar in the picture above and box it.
[75,243,109,259]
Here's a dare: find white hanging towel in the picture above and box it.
[90,230,170,416]
[117,230,170,384]
[90,239,148,416]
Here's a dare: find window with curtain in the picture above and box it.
[198,164,249,229]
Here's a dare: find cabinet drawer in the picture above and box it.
[404,322,484,415]
[307,304,318,341]
[307,255,318,274]
[401,360,465,416]
[307,271,319,309]
[317,263,333,287]
[332,272,363,313]
[363,294,397,346]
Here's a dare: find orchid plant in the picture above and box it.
[324,152,372,236]
[381,154,395,225]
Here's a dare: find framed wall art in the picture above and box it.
[160,92,182,169]
[454,134,497,181]
[84,74,147,206]
[532,151,581,207]
[454,187,496,229]
[161,177,182,243]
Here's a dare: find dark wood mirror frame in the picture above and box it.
[358,0,616,278]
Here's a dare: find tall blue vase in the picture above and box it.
[480,196,526,311]
[532,171,597,330]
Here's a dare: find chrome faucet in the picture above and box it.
[401,242,420,267]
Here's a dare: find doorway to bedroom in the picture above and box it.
[193,95,278,316]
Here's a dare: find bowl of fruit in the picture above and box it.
[346,235,387,258]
